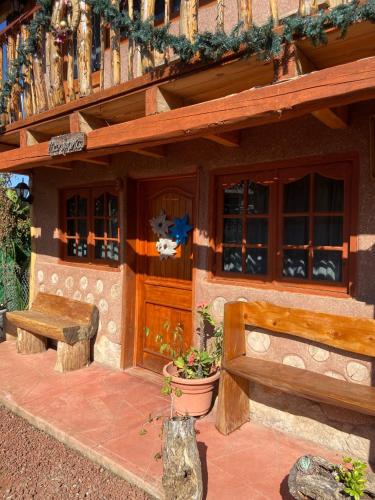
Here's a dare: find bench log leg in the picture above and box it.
[216,370,250,435]
[55,339,90,372]
[17,328,47,354]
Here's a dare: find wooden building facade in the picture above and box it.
[1,0,375,462]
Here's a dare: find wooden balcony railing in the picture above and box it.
[0,0,370,128]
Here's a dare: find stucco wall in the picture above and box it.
[31,101,375,460]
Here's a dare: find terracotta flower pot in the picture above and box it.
[163,361,220,417]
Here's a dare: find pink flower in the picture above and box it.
[188,353,195,365]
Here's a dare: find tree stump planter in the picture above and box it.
[162,416,203,500]
[288,455,375,499]
[163,362,220,417]
[16,328,47,354]
[0,308,6,342]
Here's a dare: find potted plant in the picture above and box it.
[146,303,223,417]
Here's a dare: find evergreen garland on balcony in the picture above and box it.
[1,0,375,116]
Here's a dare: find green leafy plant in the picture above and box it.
[174,348,215,379]
[335,457,367,500]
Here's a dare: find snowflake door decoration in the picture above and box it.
[156,238,178,260]
[149,210,173,238]
[169,214,193,245]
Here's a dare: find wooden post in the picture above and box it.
[0,42,6,126]
[141,0,156,73]
[269,0,279,26]
[17,328,47,354]
[21,24,33,118]
[110,0,121,85]
[66,0,80,102]
[32,23,49,112]
[128,0,135,80]
[55,339,90,372]
[217,0,225,32]
[216,302,249,435]
[100,16,105,89]
[237,0,252,31]
[298,0,306,15]
[162,417,203,500]
[50,0,66,106]
[179,0,198,42]
[77,0,93,96]
[7,33,16,122]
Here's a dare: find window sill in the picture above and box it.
[58,259,121,272]
[207,275,351,299]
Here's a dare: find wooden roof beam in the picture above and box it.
[145,86,184,116]
[129,146,166,158]
[311,106,348,129]
[1,56,375,172]
[70,111,111,134]
[203,131,240,147]
[20,129,51,147]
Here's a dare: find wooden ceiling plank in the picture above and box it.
[0,56,374,172]
[204,131,240,147]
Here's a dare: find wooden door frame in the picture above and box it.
[120,171,199,370]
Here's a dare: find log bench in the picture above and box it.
[216,301,375,436]
[6,293,99,372]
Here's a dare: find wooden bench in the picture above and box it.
[6,293,99,373]
[216,301,375,435]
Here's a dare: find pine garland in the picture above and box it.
[1,0,375,116]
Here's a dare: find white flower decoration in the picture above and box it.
[156,238,178,260]
[149,210,173,238]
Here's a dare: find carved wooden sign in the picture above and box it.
[48,132,87,156]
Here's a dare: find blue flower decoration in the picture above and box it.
[169,214,193,246]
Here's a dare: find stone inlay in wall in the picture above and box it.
[85,293,95,304]
[73,290,82,301]
[282,354,306,369]
[110,283,120,299]
[247,328,271,353]
[51,273,59,284]
[107,320,117,335]
[39,284,46,292]
[346,361,369,383]
[65,276,74,289]
[237,297,248,302]
[99,299,108,314]
[212,297,227,320]
[96,280,104,294]
[80,276,88,290]
[94,335,121,369]
[308,345,330,362]
[37,270,44,283]
[324,370,346,380]
[56,289,63,296]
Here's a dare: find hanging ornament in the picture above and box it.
[156,238,178,260]
[149,210,173,238]
[169,214,193,245]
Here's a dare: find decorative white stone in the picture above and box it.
[308,345,330,362]
[39,284,46,292]
[324,370,346,381]
[51,273,59,284]
[99,299,108,314]
[212,297,227,319]
[37,270,44,283]
[80,276,88,290]
[282,354,305,369]
[73,290,82,301]
[85,293,95,305]
[96,280,104,294]
[65,276,74,289]
[98,320,102,333]
[247,329,271,353]
[346,361,369,383]
[107,320,117,335]
[237,297,248,302]
[94,335,121,369]
[56,289,64,297]
[110,283,120,300]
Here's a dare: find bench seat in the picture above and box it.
[224,355,375,417]
[6,310,87,345]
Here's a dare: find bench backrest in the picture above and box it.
[32,293,98,327]
[223,301,375,362]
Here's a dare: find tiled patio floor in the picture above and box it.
[0,340,340,499]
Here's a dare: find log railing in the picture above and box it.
[0,0,358,127]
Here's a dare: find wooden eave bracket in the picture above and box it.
[129,145,166,158]
[203,131,240,147]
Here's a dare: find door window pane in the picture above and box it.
[223,182,244,214]
[95,194,105,216]
[246,249,267,275]
[108,218,119,238]
[315,175,343,212]
[67,239,76,256]
[283,176,310,213]
[67,219,75,236]
[108,194,118,217]
[95,240,106,259]
[77,219,88,238]
[66,196,76,217]
[283,250,308,278]
[94,219,105,237]
[223,247,242,273]
[107,241,119,261]
[77,196,87,217]
[283,217,309,245]
[247,219,268,245]
[77,239,88,258]
[247,182,269,214]
[314,216,343,246]
[313,250,342,281]
[223,219,242,244]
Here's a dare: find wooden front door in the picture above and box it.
[137,176,196,373]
